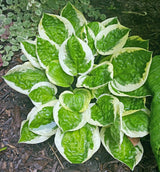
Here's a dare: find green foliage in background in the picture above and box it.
[0,0,107,67]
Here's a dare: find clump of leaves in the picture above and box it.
[0,0,107,67]
[3,2,157,170]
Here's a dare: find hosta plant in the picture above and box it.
[3,2,158,170]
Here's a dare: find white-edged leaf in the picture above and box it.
[108,81,152,98]
[87,21,105,36]
[87,94,120,126]
[61,2,87,33]
[59,88,91,112]
[101,17,119,27]
[46,60,74,87]
[124,35,149,50]
[59,35,94,76]
[100,127,143,170]
[28,100,58,136]
[3,62,48,95]
[95,24,130,55]
[53,101,89,132]
[36,37,59,69]
[19,120,50,144]
[38,13,75,45]
[76,62,113,89]
[55,123,101,163]
[92,84,110,98]
[111,47,152,92]
[20,40,41,68]
[122,110,150,138]
[29,82,57,106]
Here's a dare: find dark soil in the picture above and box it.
[1,0,160,171]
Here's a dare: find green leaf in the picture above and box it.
[111,48,152,92]
[101,17,119,27]
[59,88,91,112]
[108,81,152,98]
[92,84,110,98]
[0,28,5,35]
[55,124,100,163]
[88,21,105,36]
[124,36,149,50]
[149,96,160,170]
[88,94,120,126]
[11,45,19,52]
[122,110,149,137]
[28,101,58,136]
[59,35,94,76]
[19,120,49,144]
[36,37,59,69]
[0,147,7,152]
[61,2,87,33]
[118,97,146,113]
[84,26,97,55]
[35,9,42,16]
[3,18,12,25]
[3,62,48,95]
[110,116,123,145]
[29,82,57,106]
[53,101,88,132]
[20,55,28,61]
[6,0,13,5]
[100,128,143,170]
[46,60,74,87]
[77,62,113,89]
[147,55,160,94]
[95,24,130,55]
[39,13,74,45]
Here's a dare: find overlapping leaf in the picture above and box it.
[53,101,89,132]
[29,82,57,106]
[3,62,48,95]
[21,40,41,68]
[111,48,152,92]
[59,35,94,76]
[55,123,100,163]
[59,88,91,112]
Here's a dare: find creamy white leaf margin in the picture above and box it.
[85,26,97,56]
[3,62,35,95]
[101,17,119,27]
[36,37,60,69]
[108,81,151,98]
[29,82,57,106]
[28,100,58,136]
[87,94,120,126]
[53,101,89,132]
[61,2,87,29]
[59,36,94,76]
[20,40,41,69]
[95,24,129,55]
[100,127,144,170]
[88,22,105,36]
[38,14,75,45]
[110,47,152,92]
[55,125,101,163]
[19,120,50,144]
[59,89,91,112]
[121,110,150,138]
[76,62,113,89]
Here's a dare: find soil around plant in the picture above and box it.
[0,0,160,171]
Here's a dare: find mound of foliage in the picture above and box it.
[0,0,107,67]
[3,2,160,170]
